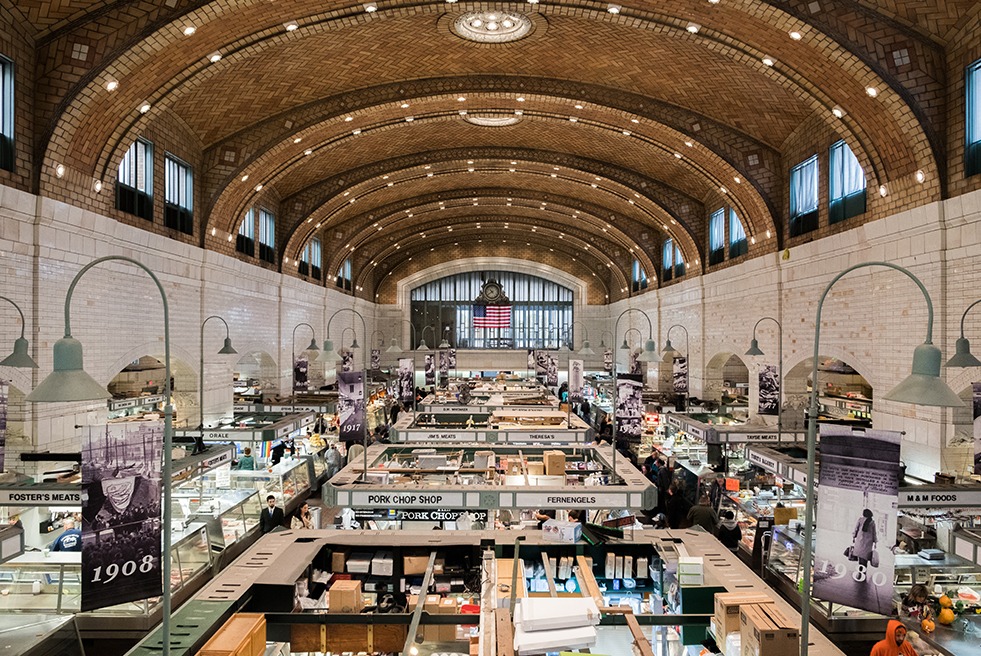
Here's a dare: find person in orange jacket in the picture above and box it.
[869,619,918,656]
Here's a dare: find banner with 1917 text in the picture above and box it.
[338,370,365,444]
[813,425,901,615]
[81,422,163,611]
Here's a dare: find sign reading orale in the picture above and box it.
[350,491,465,507]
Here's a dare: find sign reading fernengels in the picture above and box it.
[350,491,465,507]
[0,488,81,506]
[514,491,629,507]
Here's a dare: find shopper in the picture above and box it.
[535,509,556,529]
[850,508,878,569]
[869,619,918,656]
[389,402,400,425]
[260,495,285,534]
[579,398,591,422]
[715,510,741,552]
[664,483,690,529]
[291,502,313,530]
[655,458,672,510]
[236,447,256,471]
[901,584,933,621]
[325,443,342,479]
[708,473,726,513]
[687,494,719,533]
[51,518,82,551]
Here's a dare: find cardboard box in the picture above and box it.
[371,551,394,576]
[438,597,459,641]
[331,551,346,573]
[198,612,266,656]
[423,594,441,641]
[328,580,363,613]
[403,554,429,575]
[545,450,567,476]
[773,507,798,526]
[739,603,798,656]
[542,519,582,543]
[527,461,545,476]
[713,593,773,637]
[678,572,704,587]
[678,556,704,575]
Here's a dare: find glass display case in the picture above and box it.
[171,489,261,552]
[171,525,212,589]
[0,552,80,613]
[230,457,311,507]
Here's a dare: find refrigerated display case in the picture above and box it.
[229,457,311,516]
[0,552,80,613]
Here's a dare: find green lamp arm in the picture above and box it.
[202,314,231,339]
[292,321,317,344]
[959,299,981,338]
[0,295,27,339]
[751,316,781,340]
[665,324,690,355]
[326,307,367,340]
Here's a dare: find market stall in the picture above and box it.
[395,408,592,444]
[324,443,655,530]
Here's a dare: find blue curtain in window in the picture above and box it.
[829,141,867,223]
[729,209,747,257]
[790,155,819,236]
[673,244,685,278]
[968,60,981,177]
[708,209,725,264]
[662,239,674,281]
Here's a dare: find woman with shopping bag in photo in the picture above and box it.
[847,508,878,571]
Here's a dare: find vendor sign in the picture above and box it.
[813,425,901,616]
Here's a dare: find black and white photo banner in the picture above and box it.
[973,382,981,476]
[568,359,584,405]
[338,371,366,443]
[615,374,644,442]
[424,353,436,386]
[0,379,7,472]
[672,356,688,394]
[370,349,380,371]
[292,354,309,391]
[758,364,780,415]
[398,358,414,404]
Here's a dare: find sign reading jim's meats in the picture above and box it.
[81,423,164,612]
[813,426,902,616]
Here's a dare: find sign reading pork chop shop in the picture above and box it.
[350,491,465,508]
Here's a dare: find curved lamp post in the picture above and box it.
[946,299,981,367]
[385,320,417,353]
[290,322,320,413]
[25,256,178,656]
[341,327,359,351]
[197,315,237,455]
[0,295,38,368]
[370,329,386,350]
[323,308,367,368]
[744,317,782,444]
[571,320,595,356]
[418,324,436,352]
[599,330,614,350]
[797,262,962,656]
[620,327,643,355]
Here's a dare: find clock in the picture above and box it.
[482,280,502,302]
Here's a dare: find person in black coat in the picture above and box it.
[260,495,285,534]
[664,483,691,529]
[655,458,673,511]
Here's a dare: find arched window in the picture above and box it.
[829,140,866,223]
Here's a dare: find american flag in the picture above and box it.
[473,304,511,328]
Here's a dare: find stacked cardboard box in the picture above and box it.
[512,598,600,655]
[678,556,704,586]
[739,603,798,656]
[712,593,773,640]
[544,450,566,476]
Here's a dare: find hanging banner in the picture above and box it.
[424,353,436,386]
[532,350,548,380]
[439,350,450,374]
[370,349,380,371]
[813,425,901,616]
[0,379,7,472]
[447,348,457,370]
[546,354,558,387]
[672,356,688,394]
[974,383,981,475]
[337,371,365,443]
[293,354,309,391]
[758,364,780,415]
[340,349,354,373]
[81,422,163,612]
[629,350,642,375]
[603,349,613,373]
[568,360,584,405]
[398,358,414,404]
[615,374,644,442]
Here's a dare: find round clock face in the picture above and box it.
[484,282,502,301]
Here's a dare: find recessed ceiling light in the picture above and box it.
[674,152,682,158]
[254,184,263,192]
[405,116,414,122]
[569,117,578,122]
[459,110,467,115]
[284,22,299,31]
[734,176,741,183]
[105,78,119,92]
[293,137,302,143]
[575,104,584,109]
[514,110,523,115]
[208,52,222,63]
[832,106,845,118]
[457,96,466,102]
[516,96,525,102]
[227,234,233,242]
[467,160,474,164]
[304,149,313,155]
[915,169,925,183]
[687,23,700,33]
[762,56,774,66]
[766,229,771,238]
[241,174,250,182]
[789,31,802,40]
[708,0,720,4]
[344,116,353,122]
[401,103,410,108]
[631,118,639,123]
[621,130,631,135]
[182,26,196,36]
[607,4,621,14]
[364,3,378,13]
[878,184,888,197]
[139,102,152,113]
[720,186,728,194]
[352,129,361,135]
[94,179,103,192]
[684,140,693,147]
[527,0,539,4]
[865,86,878,97]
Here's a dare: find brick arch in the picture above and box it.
[40,1,937,225]
[361,227,627,301]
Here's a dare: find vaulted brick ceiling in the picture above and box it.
[16,0,978,301]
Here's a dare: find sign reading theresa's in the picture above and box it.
[0,488,82,506]
[514,492,629,507]
[350,491,465,507]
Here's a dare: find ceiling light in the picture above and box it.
[674,152,682,158]
[139,102,152,113]
[575,104,583,109]
[514,110,523,115]
[734,176,741,183]
[879,184,888,197]
[344,116,353,122]
[105,78,119,92]
[832,105,845,118]
[684,140,693,147]
[227,234,233,242]
[400,103,410,109]
[527,0,539,4]
[569,117,578,122]
[284,22,299,31]
[54,164,65,178]
[446,0,458,3]
[915,170,925,183]
[304,149,313,155]
[720,186,728,194]
[241,175,249,182]
[708,0,720,4]
[457,96,466,102]
[182,26,197,36]
[364,3,378,13]
[293,137,302,143]
[94,180,103,192]
[254,184,263,192]
[459,110,467,115]
[762,56,774,66]
[607,4,621,13]
[789,31,802,40]
[405,116,414,122]
[517,96,525,102]
[866,86,878,97]
[631,118,639,123]
[622,130,630,135]
[687,23,700,33]
[766,229,771,238]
